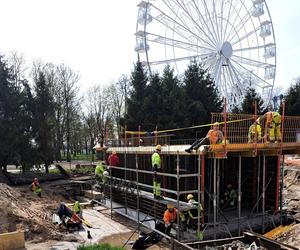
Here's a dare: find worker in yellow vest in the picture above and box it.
[257,111,281,143]
[152,145,162,199]
[248,121,262,143]
[73,201,82,218]
[95,160,105,183]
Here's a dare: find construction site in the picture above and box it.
[1,106,300,250]
[2,0,300,248]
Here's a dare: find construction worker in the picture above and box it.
[73,201,82,218]
[163,203,177,235]
[103,170,109,184]
[248,121,262,143]
[108,150,119,167]
[181,194,203,231]
[223,184,238,207]
[185,122,224,153]
[107,150,119,177]
[95,160,105,183]
[152,145,162,199]
[30,177,42,197]
[256,111,281,143]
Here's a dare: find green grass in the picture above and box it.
[77,243,124,250]
[61,154,93,161]
[71,167,94,175]
[48,168,61,174]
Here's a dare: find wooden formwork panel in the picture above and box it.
[0,231,25,250]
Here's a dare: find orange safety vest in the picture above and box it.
[207,129,222,144]
[163,208,177,224]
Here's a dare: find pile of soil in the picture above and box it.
[284,157,300,220]
[0,183,77,243]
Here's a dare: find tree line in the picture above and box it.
[0,52,300,172]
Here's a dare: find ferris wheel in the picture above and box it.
[135,0,276,105]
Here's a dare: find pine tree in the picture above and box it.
[159,65,186,131]
[183,61,222,138]
[285,78,300,116]
[143,73,162,130]
[34,72,55,173]
[126,61,148,130]
[0,56,35,171]
[240,88,265,115]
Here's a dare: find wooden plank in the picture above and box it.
[0,231,25,250]
[84,190,103,200]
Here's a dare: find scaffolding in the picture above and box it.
[98,106,300,248]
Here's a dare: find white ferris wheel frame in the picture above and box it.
[135,0,277,106]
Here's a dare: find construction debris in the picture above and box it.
[277,223,300,247]
[204,240,267,250]
[264,223,296,240]
[0,183,77,243]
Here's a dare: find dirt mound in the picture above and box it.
[0,183,77,243]
[283,158,300,221]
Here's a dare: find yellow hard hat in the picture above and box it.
[187,194,194,201]
[167,203,174,209]
[156,145,162,151]
[213,122,220,126]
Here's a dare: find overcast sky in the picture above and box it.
[0,0,299,93]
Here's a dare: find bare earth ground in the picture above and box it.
[0,178,168,249]
[0,182,78,243]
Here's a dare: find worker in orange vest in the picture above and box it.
[30,177,42,197]
[163,203,177,235]
[185,122,224,153]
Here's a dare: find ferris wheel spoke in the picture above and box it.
[148,53,214,66]
[212,57,223,88]
[174,0,218,48]
[212,0,222,44]
[233,44,275,53]
[136,31,215,53]
[227,14,253,44]
[199,0,221,45]
[223,0,244,43]
[169,0,218,48]
[231,55,275,68]
[189,0,220,46]
[231,58,273,88]
[228,61,247,95]
[151,3,216,50]
[231,26,260,47]
[219,0,225,43]
[205,56,219,72]
[223,66,232,99]
[222,0,234,43]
